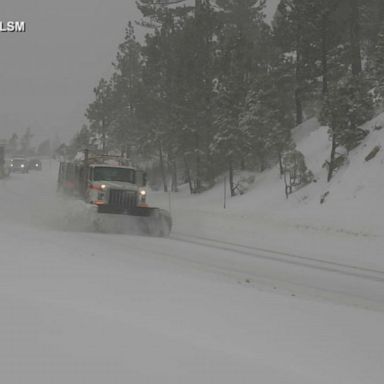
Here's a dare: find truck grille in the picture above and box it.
[109,189,137,210]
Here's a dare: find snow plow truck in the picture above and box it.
[57,150,172,236]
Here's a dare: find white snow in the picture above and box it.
[151,114,384,271]
[2,112,384,383]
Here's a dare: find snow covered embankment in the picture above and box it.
[152,113,384,269]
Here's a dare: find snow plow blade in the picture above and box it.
[94,207,172,237]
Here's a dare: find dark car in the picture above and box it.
[10,158,29,173]
[29,159,42,171]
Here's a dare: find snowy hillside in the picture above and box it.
[288,113,384,236]
[152,112,384,269]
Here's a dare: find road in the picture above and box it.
[1,162,384,383]
[2,161,384,310]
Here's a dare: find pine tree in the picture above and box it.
[370,22,384,99]
[273,0,320,124]
[137,0,217,192]
[320,74,374,181]
[86,78,115,154]
[68,124,91,157]
[72,0,383,192]
[240,54,295,174]
[183,0,216,192]
[211,82,248,195]
[136,2,192,190]
[212,0,269,193]
[110,22,144,157]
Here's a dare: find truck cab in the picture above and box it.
[87,164,148,212]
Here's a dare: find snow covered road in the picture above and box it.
[1,162,384,383]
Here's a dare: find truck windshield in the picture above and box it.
[93,167,135,183]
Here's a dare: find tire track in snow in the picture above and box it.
[171,232,384,284]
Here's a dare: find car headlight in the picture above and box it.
[100,184,107,190]
[140,190,147,196]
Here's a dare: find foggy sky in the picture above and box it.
[0,0,278,147]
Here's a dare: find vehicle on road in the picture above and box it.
[29,159,42,171]
[57,151,172,236]
[10,157,29,173]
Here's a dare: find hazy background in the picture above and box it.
[0,0,278,148]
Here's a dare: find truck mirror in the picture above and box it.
[136,170,147,187]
